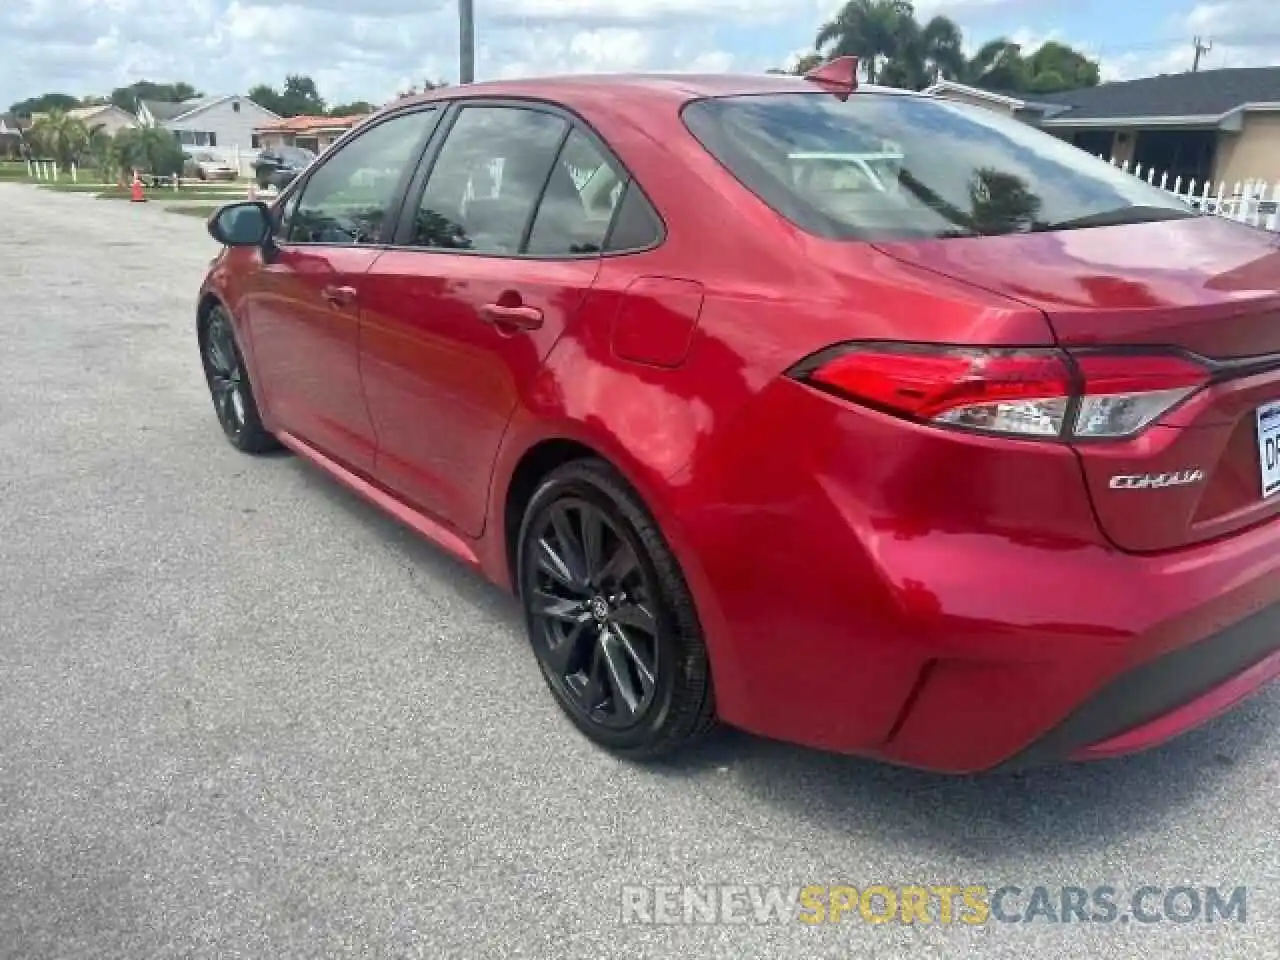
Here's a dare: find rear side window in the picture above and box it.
[410,106,568,254]
[604,182,663,252]
[525,128,625,256]
[683,93,1196,241]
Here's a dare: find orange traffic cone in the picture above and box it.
[130,171,146,203]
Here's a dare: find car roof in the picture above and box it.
[391,72,922,112]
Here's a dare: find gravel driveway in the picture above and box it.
[1,183,1277,959]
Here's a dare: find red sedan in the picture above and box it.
[197,60,1280,772]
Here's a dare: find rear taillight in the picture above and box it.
[795,344,1210,441]
[1071,352,1208,438]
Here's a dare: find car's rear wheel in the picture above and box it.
[198,305,279,454]
[518,459,715,757]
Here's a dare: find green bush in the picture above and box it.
[112,127,185,178]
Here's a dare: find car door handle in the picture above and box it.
[322,285,357,307]
[480,303,544,331]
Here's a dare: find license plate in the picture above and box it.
[1256,401,1280,498]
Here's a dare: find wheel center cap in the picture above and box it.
[589,596,610,622]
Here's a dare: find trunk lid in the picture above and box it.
[877,217,1280,553]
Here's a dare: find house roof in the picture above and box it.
[66,104,129,121]
[255,114,369,134]
[141,95,280,125]
[140,99,192,121]
[1035,67,1280,125]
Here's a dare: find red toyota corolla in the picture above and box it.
[198,61,1280,773]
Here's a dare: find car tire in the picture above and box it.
[518,458,716,758]
[198,305,279,454]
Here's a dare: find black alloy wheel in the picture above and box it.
[198,306,279,454]
[519,459,715,756]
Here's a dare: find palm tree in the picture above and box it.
[877,14,963,89]
[28,109,91,168]
[815,0,915,84]
[918,16,965,84]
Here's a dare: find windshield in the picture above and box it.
[682,92,1197,240]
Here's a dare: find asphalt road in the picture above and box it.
[2,182,1278,959]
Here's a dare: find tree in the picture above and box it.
[964,38,1099,94]
[815,0,915,84]
[917,16,965,84]
[328,101,377,117]
[1024,41,1100,92]
[112,126,185,177]
[965,39,1027,91]
[8,93,79,118]
[109,81,202,111]
[249,75,327,117]
[27,110,91,165]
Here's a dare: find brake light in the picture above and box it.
[796,344,1210,440]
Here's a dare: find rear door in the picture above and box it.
[360,103,627,536]
[244,107,440,473]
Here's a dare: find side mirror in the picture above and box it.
[208,201,272,247]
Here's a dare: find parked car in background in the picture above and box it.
[251,146,316,190]
[196,62,1280,773]
[184,151,237,182]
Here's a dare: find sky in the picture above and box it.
[3,0,1280,110]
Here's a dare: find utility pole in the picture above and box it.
[1192,36,1212,72]
[459,0,475,84]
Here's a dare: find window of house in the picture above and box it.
[177,130,217,148]
[251,134,261,149]
[287,108,438,246]
[408,106,567,254]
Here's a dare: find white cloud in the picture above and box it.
[0,0,740,108]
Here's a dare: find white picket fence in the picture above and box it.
[1099,155,1280,232]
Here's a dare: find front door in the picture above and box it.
[244,106,440,472]
[360,107,627,535]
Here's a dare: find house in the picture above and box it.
[65,103,138,136]
[253,114,370,154]
[927,67,1280,187]
[137,94,281,172]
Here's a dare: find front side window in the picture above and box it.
[683,93,1197,241]
[409,106,567,254]
[288,109,437,245]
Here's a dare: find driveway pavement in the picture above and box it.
[1,183,1278,959]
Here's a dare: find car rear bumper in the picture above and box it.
[678,379,1280,773]
[998,605,1280,769]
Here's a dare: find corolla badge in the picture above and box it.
[1109,469,1205,490]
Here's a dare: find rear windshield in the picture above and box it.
[682,92,1196,241]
